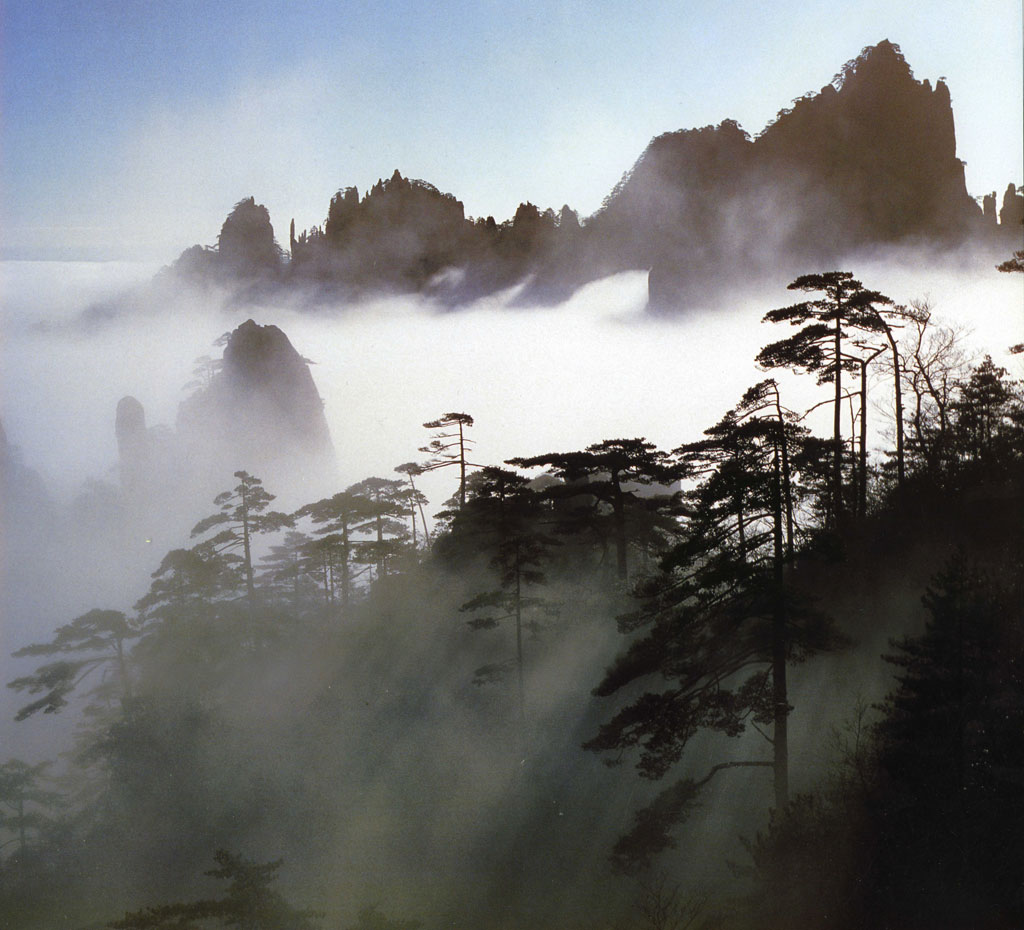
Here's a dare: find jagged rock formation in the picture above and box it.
[176,319,335,491]
[595,40,992,307]
[288,170,582,301]
[169,197,284,286]
[1000,183,1024,228]
[166,41,1022,311]
[217,197,283,277]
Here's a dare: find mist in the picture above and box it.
[1,243,1022,929]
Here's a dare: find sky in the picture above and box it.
[1,1,1022,261]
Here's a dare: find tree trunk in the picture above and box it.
[859,358,869,519]
[458,420,467,510]
[240,490,255,601]
[885,328,905,486]
[772,389,795,560]
[833,310,844,526]
[770,439,789,810]
[514,548,526,727]
[340,527,351,614]
[612,475,628,580]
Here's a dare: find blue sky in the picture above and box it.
[2,0,1021,260]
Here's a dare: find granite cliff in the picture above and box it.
[166,40,1022,310]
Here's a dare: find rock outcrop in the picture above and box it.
[163,41,1022,312]
[592,40,993,307]
[115,395,149,498]
[176,319,335,494]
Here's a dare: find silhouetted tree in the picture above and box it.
[294,489,374,615]
[869,556,1024,927]
[136,547,241,619]
[509,438,679,581]
[586,392,842,868]
[951,354,1021,465]
[348,477,414,581]
[394,462,431,547]
[8,609,136,720]
[0,760,62,867]
[420,412,476,509]
[191,471,292,603]
[448,467,559,722]
[757,272,893,526]
[894,299,968,476]
[997,248,1024,273]
[258,530,318,610]
[110,849,319,929]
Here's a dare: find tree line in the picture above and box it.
[2,268,1022,929]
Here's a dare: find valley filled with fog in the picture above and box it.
[2,250,1020,738]
[3,5,1024,926]
[1,236,1022,930]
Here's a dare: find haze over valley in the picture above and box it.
[1,13,1022,930]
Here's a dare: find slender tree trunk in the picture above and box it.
[736,498,747,563]
[833,311,844,526]
[612,475,628,580]
[772,389,795,560]
[859,358,869,519]
[416,495,431,546]
[458,420,467,510]
[770,439,789,810]
[885,329,905,486]
[340,528,351,614]
[240,486,255,601]
[858,346,884,519]
[375,513,385,578]
[514,549,526,727]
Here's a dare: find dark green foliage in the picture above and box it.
[446,467,560,717]
[5,262,1023,928]
[344,905,422,930]
[110,850,319,930]
[741,555,1024,930]
[508,437,680,580]
[9,609,136,719]
[757,272,893,524]
[997,248,1024,273]
[586,383,848,867]
[191,471,293,602]
[869,556,1024,928]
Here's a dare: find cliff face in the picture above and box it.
[170,197,283,284]
[754,40,976,244]
[592,40,989,307]
[176,320,335,491]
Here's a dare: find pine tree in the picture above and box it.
[757,272,893,526]
[190,471,293,602]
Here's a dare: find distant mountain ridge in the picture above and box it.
[168,40,1023,310]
